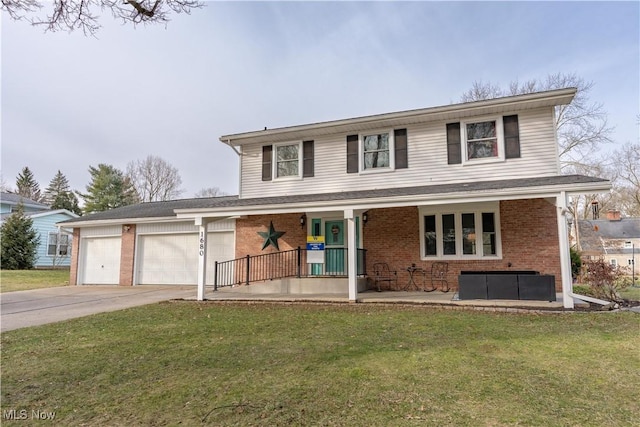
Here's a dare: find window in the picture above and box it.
[275,143,300,178]
[347,129,407,173]
[363,133,390,169]
[610,259,618,267]
[447,115,520,165]
[420,203,501,259]
[262,141,314,181]
[466,121,498,159]
[624,241,632,249]
[47,232,70,256]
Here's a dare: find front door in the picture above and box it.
[325,220,345,274]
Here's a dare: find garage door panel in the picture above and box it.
[81,237,121,285]
[137,232,233,285]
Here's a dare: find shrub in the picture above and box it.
[570,247,582,279]
[583,259,629,302]
[0,204,40,270]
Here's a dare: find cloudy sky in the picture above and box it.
[2,1,638,198]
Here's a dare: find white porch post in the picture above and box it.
[556,191,574,309]
[344,209,357,302]
[195,217,210,301]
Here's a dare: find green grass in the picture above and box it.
[0,269,70,293]
[620,286,640,301]
[2,303,639,426]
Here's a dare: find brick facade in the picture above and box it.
[234,199,562,292]
[119,224,136,286]
[69,228,81,286]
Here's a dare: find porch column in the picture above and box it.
[556,192,574,309]
[344,209,357,301]
[195,217,210,301]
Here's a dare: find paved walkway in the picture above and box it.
[1,285,194,332]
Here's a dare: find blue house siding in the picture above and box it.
[31,211,78,268]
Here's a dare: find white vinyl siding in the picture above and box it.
[239,107,559,199]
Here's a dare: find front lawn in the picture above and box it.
[0,269,70,293]
[1,303,638,426]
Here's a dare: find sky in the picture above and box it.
[1,1,639,199]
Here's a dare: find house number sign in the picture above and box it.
[199,231,205,256]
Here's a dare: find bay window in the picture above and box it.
[420,203,501,259]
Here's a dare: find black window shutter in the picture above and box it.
[262,145,272,181]
[503,115,520,159]
[303,140,314,177]
[346,135,359,173]
[394,128,408,169]
[446,123,461,164]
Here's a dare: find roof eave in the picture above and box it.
[220,88,577,146]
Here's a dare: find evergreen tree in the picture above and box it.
[51,191,82,215]
[43,170,82,215]
[80,164,139,214]
[0,203,40,269]
[15,166,42,201]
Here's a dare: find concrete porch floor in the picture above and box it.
[202,287,588,312]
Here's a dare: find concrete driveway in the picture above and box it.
[1,285,195,332]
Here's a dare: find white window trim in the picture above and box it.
[47,232,70,257]
[624,241,632,249]
[359,129,395,174]
[273,141,302,180]
[418,202,502,260]
[461,116,506,165]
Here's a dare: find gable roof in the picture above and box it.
[578,217,640,254]
[0,192,49,210]
[59,174,609,227]
[220,88,577,146]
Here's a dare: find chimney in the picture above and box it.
[591,201,599,220]
[606,209,621,221]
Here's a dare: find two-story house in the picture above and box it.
[1,192,78,268]
[60,88,611,308]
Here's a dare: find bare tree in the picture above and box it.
[126,155,184,202]
[1,0,203,35]
[194,187,229,198]
[609,143,640,216]
[460,72,613,172]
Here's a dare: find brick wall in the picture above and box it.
[69,228,81,286]
[119,224,136,286]
[363,199,562,291]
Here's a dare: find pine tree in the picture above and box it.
[0,203,40,269]
[43,170,82,215]
[80,164,139,214]
[15,167,42,201]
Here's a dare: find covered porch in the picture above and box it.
[175,175,610,309]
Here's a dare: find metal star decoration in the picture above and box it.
[257,221,286,251]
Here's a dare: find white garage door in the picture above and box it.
[80,237,122,285]
[136,232,234,285]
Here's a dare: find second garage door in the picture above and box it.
[136,232,234,285]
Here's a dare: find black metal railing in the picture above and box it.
[213,247,367,289]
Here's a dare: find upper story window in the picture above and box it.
[466,120,498,159]
[262,141,314,181]
[363,132,390,170]
[624,241,632,249]
[347,128,407,174]
[275,143,300,178]
[447,115,520,165]
[419,203,501,260]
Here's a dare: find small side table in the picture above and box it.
[404,265,424,291]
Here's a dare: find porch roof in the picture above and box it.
[59,174,609,227]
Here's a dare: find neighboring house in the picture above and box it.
[578,209,639,276]
[60,88,611,308]
[1,192,79,268]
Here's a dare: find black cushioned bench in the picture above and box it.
[458,271,556,301]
